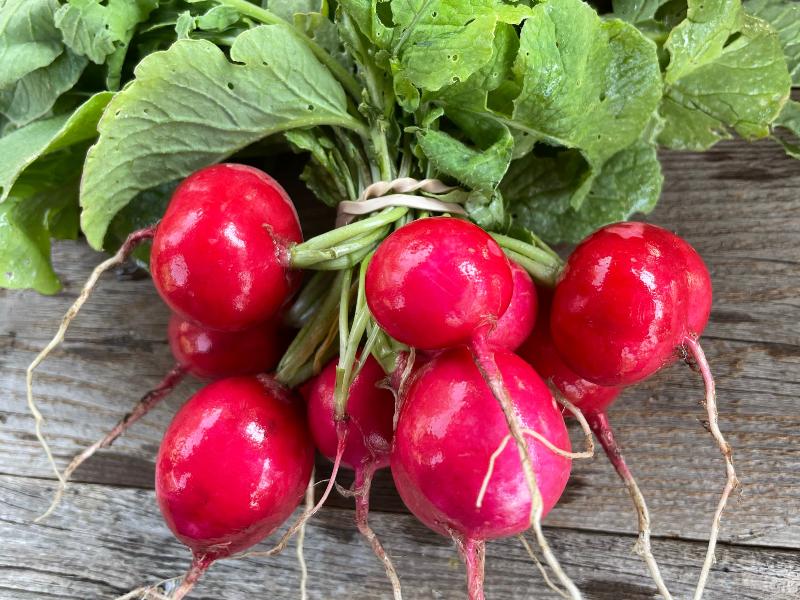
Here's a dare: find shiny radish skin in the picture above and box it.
[365,217,513,350]
[518,288,620,417]
[156,376,314,559]
[151,164,303,332]
[674,236,713,337]
[391,346,571,541]
[485,261,537,351]
[551,222,690,387]
[303,354,395,470]
[168,314,282,380]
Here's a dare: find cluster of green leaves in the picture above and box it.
[1,0,798,294]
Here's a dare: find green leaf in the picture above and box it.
[390,0,532,92]
[773,99,800,159]
[0,149,86,295]
[0,92,113,201]
[431,21,519,112]
[0,0,63,89]
[660,1,791,150]
[79,25,361,249]
[612,0,671,22]
[744,0,800,84]
[505,140,662,243]
[56,0,158,64]
[415,118,514,192]
[510,0,662,206]
[0,49,87,127]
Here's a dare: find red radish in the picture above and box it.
[304,354,394,470]
[485,261,537,351]
[302,353,401,598]
[551,222,689,387]
[151,164,303,332]
[551,222,734,599]
[365,217,513,350]
[391,346,571,599]
[367,217,580,597]
[168,314,282,379]
[156,375,314,598]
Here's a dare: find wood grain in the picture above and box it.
[1,475,798,600]
[1,134,799,597]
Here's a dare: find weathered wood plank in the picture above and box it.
[1,136,799,556]
[1,475,798,600]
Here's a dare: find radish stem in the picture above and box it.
[588,411,674,600]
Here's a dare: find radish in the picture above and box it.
[302,353,401,599]
[485,261,537,351]
[391,347,573,599]
[168,313,283,380]
[365,217,584,597]
[150,163,303,331]
[550,222,736,599]
[365,217,513,350]
[39,315,285,520]
[156,375,314,599]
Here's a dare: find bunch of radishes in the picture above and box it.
[28,163,734,600]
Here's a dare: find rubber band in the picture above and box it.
[336,177,467,227]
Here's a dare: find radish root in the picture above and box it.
[170,555,210,600]
[243,424,348,558]
[455,536,486,600]
[297,467,315,600]
[469,336,582,600]
[518,534,569,599]
[683,336,739,600]
[476,426,593,509]
[354,463,403,600]
[40,364,187,521]
[26,226,156,522]
[588,411,674,600]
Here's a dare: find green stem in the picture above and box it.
[215,0,362,102]
[292,207,407,253]
[290,226,389,268]
[306,243,377,271]
[338,268,353,364]
[490,233,563,269]
[334,256,373,420]
[285,271,335,328]
[503,249,560,288]
[275,271,344,385]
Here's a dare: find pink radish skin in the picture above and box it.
[365,217,513,350]
[168,314,282,380]
[485,261,537,351]
[156,375,314,597]
[391,346,571,540]
[151,164,303,332]
[303,354,394,470]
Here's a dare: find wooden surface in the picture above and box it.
[1,136,799,599]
